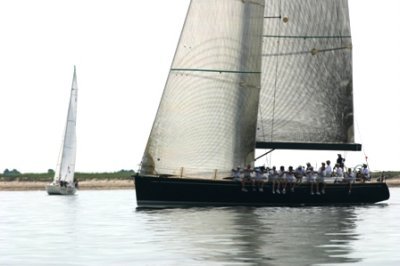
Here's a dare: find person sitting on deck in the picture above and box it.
[269,166,279,194]
[295,165,304,183]
[286,166,296,192]
[254,168,266,192]
[361,164,370,183]
[264,167,270,185]
[306,163,316,195]
[317,162,326,195]
[241,164,255,192]
[344,168,356,194]
[278,166,287,194]
[232,167,242,182]
[333,163,344,183]
[325,160,333,177]
[356,168,362,181]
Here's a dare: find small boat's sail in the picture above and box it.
[257,0,360,151]
[141,0,265,179]
[47,66,78,195]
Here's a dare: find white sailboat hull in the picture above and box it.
[46,183,77,195]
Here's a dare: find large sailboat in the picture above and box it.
[46,66,78,195]
[135,0,389,207]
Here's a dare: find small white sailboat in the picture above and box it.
[46,66,78,195]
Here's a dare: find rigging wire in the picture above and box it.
[355,118,369,168]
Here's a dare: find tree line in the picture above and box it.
[1,169,136,182]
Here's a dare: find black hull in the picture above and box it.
[134,175,390,208]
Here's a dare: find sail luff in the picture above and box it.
[54,66,78,183]
[141,0,265,179]
[139,0,194,175]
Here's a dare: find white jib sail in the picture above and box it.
[141,0,265,179]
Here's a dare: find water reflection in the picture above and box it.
[0,190,395,265]
[221,207,363,265]
[137,206,366,265]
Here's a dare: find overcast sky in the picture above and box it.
[1,0,399,173]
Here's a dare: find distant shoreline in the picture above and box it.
[0,178,399,191]
[0,179,134,191]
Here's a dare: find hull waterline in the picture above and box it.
[134,175,390,208]
[46,184,77,195]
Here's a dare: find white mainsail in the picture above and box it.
[54,66,78,184]
[257,0,355,149]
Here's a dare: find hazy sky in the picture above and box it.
[1,0,399,173]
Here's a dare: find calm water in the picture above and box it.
[1,188,399,266]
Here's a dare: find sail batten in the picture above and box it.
[171,68,261,74]
[262,46,351,57]
[263,35,351,39]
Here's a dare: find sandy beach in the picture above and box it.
[385,178,400,186]
[0,178,399,191]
